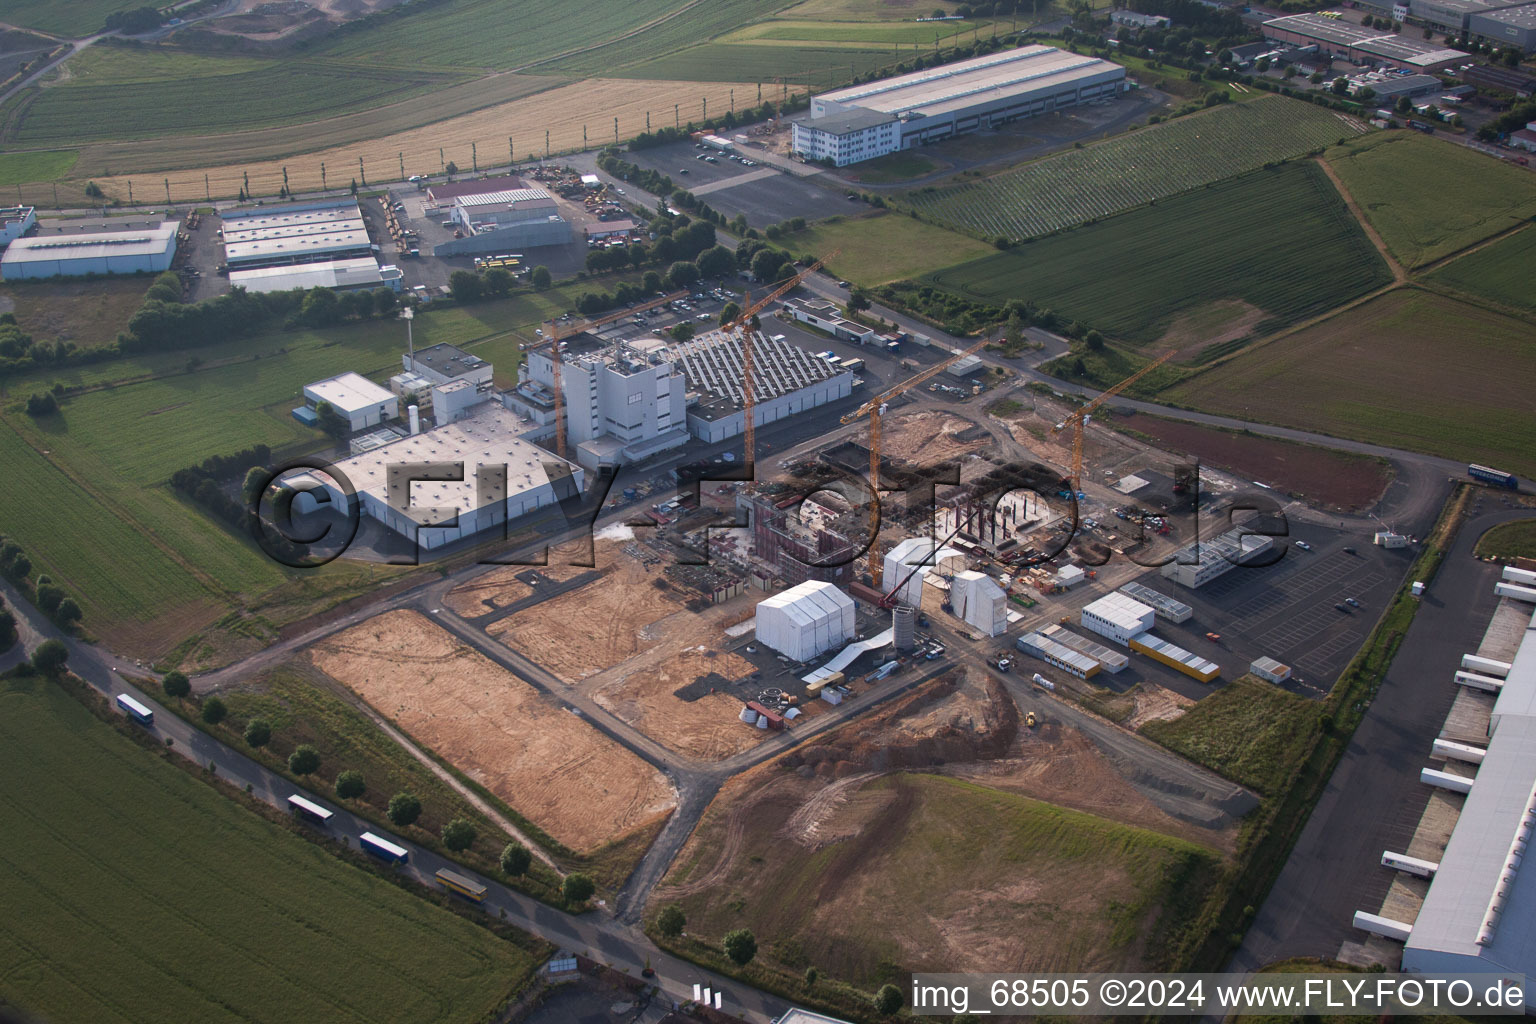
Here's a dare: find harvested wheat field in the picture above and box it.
[98,78,775,202]
[655,672,1221,987]
[590,645,763,761]
[879,410,988,463]
[443,563,592,618]
[310,608,674,853]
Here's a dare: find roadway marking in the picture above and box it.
[688,167,779,196]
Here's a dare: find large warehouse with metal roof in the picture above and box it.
[790,45,1127,166]
[1,221,178,279]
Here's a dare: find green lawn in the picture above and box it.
[1141,677,1319,796]
[1325,131,1536,269]
[1424,225,1536,314]
[924,162,1393,345]
[780,211,996,285]
[0,148,76,185]
[726,18,986,43]
[899,97,1370,241]
[0,291,552,656]
[0,673,542,1024]
[1164,288,1536,478]
[1475,519,1536,561]
[839,150,939,183]
[667,772,1218,987]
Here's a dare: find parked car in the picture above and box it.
[1345,597,1361,607]
[1295,540,1312,551]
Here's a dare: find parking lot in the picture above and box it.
[620,139,860,227]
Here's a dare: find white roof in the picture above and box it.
[316,401,576,525]
[758,579,855,615]
[1083,591,1155,629]
[817,45,1122,119]
[455,188,556,208]
[304,371,395,414]
[221,200,369,264]
[2,222,177,265]
[231,257,385,294]
[776,1011,856,1024]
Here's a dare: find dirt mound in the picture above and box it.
[783,671,1017,777]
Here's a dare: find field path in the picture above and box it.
[1414,219,1531,275]
[1315,155,1406,285]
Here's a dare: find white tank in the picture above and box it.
[408,404,420,434]
[738,706,758,725]
[893,605,916,653]
[755,715,769,730]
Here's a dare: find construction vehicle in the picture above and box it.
[840,334,991,585]
[996,656,1012,673]
[1050,350,1175,493]
[1025,711,1038,728]
[717,250,839,470]
[524,290,688,459]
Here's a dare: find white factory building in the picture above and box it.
[402,343,495,388]
[509,334,691,470]
[290,400,582,551]
[790,45,1127,166]
[221,199,392,294]
[666,329,854,443]
[755,580,857,662]
[1398,596,1536,1010]
[1161,528,1275,589]
[302,372,400,432]
[883,537,966,608]
[951,570,1006,637]
[435,188,572,256]
[1080,592,1156,645]
[1,221,178,279]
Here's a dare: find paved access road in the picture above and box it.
[1229,505,1535,972]
[0,577,793,1024]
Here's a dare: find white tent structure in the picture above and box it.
[756,581,857,662]
[952,570,1007,636]
[883,537,966,608]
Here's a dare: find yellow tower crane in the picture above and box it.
[1050,350,1175,493]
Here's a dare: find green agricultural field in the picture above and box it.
[923,162,1392,345]
[781,211,996,285]
[0,674,542,1024]
[609,41,905,85]
[0,0,142,35]
[7,55,463,145]
[1425,226,1536,314]
[1476,520,1536,562]
[900,96,1370,241]
[1164,289,1536,478]
[727,17,986,42]
[547,0,829,76]
[666,772,1217,987]
[1326,132,1536,269]
[1142,677,1318,795]
[0,148,76,185]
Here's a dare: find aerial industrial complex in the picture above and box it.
[221,199,401,294]
[791,45,1127,165]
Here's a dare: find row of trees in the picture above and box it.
[0,538,82,631]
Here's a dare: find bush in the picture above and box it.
[243,717,272,747]
[530,266,552,290]
[161,671,190,699]
[35,582,63,614]
[288,744,321,776]
[562,873,596,905]
[25,392,57,416]
[441,818,477,851]
[656,903,686,938]
[387,791,422,827]
[723,928,757,965]
[335,769,366,799]
[874,983,904,1015]
[31,639,68,677]
[54,598,82,629]
[200,696,227,725]
[500,842,531,877]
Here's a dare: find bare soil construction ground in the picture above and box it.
[1157,298,1267,360]
[589,645,763,762]
[880,409,989,463]
[443,563,591,618]
[655,672,1223,985]
[1122,415,1394,511]
[309,608,675,853]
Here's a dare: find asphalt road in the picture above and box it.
[1228,505,1535,972]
